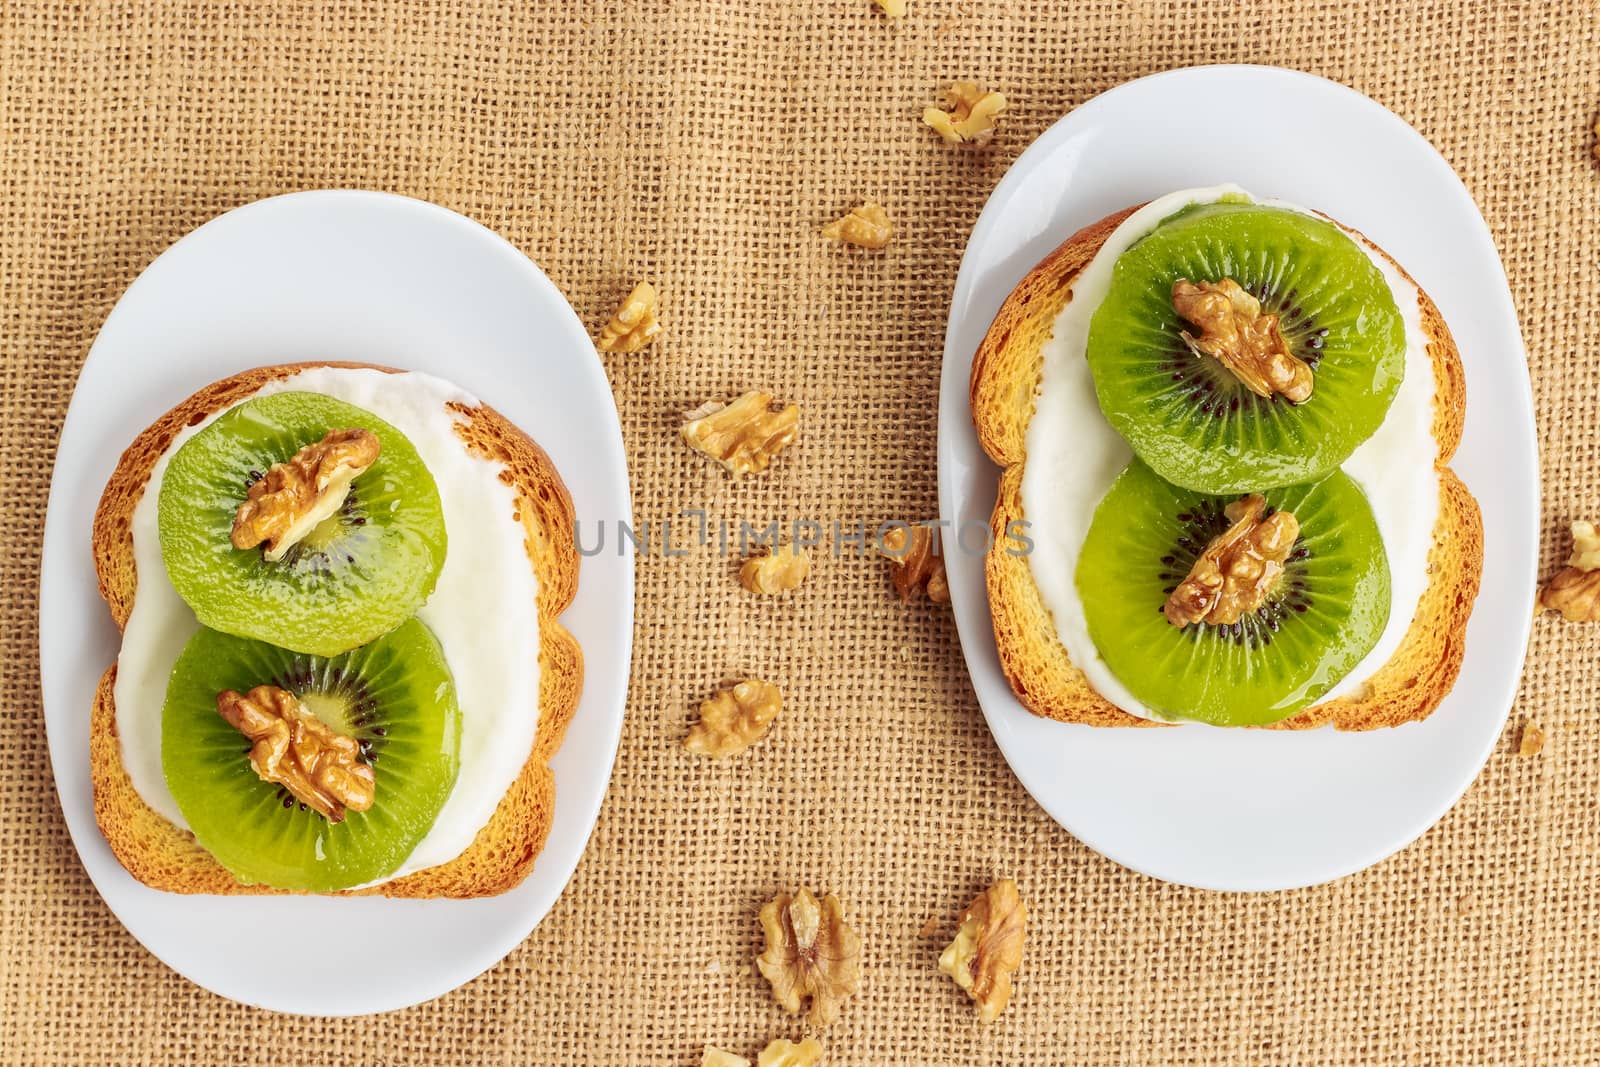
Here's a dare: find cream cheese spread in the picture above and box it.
[1019,185,1439,721]
[113,366,542,880]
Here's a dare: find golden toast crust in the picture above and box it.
[90,362,583,896]
[969,207,1482,730]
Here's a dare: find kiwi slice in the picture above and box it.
[1075,460,1390,726]
[1086,202,1406,493]
[159,391,447,657]
[161,619,461,892]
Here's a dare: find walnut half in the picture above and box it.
[741,543,811,595]
[702,1049,751,1067]
[1164,495,1299,628]
[1537,521,1600,621]
[683,392,800,477]
[685,679,783,758]
[1173,278,1314,403]
[216,685,375,822]
[232,428,380,562]
[757,888,861,1026]
[872,0,906,14]
[922,82,1006,145]
[939,878,1026,1023]
[878,524,950,603]
[597,281,662,353]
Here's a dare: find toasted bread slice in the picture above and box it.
[90,362,583,896]
[970,207,1482,730]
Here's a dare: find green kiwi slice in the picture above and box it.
[161,618,461,892]
[159,391,447,657]
[1075,460,1390,726]
[1086,202,1406,494]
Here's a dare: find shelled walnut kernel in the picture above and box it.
[684,680,783,758]
[879,524,949,602]
[939,878,1026,1022]
[596,281,662,353]
[821,202,892,249]
[922,82,1006,144]
[756,889,861,1026]
[1173,278,1314,403]
[1538,521,1600,621]
[740,543,811,594]
[682,392,799,476]
[231,428,379,562]
[757,1038,824,1067]
[216,685,375,822]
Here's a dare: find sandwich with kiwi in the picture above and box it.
[971,186,1482,729]
[91,363,582,895]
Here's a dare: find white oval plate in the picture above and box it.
[39,191,634,1013]
[938,66,1536,891]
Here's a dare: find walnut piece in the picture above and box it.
[1173,278,1314,403]
[1537,521,1600,621]
[821,201,892,249]
[741,543,811,595]
[1519,720,1546,757]
[231,428,380,563]
[878,524,950,603]
[757,1038,824,1067]
[685,679,783,758]
[922,82,1007,145]
[216,685,375,822]
[938,878,1026,1023]
[702,1049,751,1067]
[757,888,861,1026]
[1164,495,1299,628]
[597,281,662,353]
[873,0,906,14]
[682,391,800,477]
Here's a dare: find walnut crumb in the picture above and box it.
[879,524,950,603]
[682,392,800,476]
[216,685,375,822]
[1519,720,1546,757]
[596,281,662,353]
[757,889,861,1026]
[922,82,1006,145]
[1173,278,1314,402]
[939,878,1026,1023]
[1164,495,1299,627]
[873,0,906,16]
[1538,521,1600,621]
[702,1049,751,1067]
[231,428,380,562]
[757,1038,824,1067]
[821,201,893,249]
[741,543,811,595]
[685,679,783,758]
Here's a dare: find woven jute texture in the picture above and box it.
[3,2,1597,1063]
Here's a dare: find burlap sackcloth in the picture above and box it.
[2,2,1597,1064]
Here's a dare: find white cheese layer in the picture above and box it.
[1019,185,1439,721]
[113,367,542,880]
